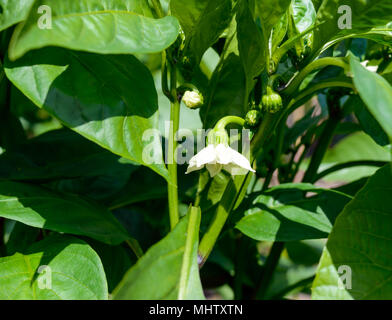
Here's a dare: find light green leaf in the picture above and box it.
[8,0,180,60]
[312,164,392,299]
[0,181,129,245]
[171,0,232,65]
[0,0,35,32]
[4,47,169,181]
[113,207,205,300]
[350,55,392,142]
[313,0,392,53]
[318,132,391,182]
[236,183,352,241]
[0,235,108,300]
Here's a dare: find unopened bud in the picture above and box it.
[182,90,204,109]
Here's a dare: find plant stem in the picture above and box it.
[126,238,144,259]
[255,241,285,300]
[150,0,164,18]
[269,275,315,300]
[165,57,180,230]
[283,57,349,96]
[302,115,341,183]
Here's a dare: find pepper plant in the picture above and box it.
[0,0,391,300]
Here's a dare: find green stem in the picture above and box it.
[198,114,280,266]
[150,0,164,18]
[313,160,388,183]
[255,242,285,300]
[270,275,315,300]
[126,238,144,259]
[167,61,180,230]
[283,57,349,96]
[303,115,342,183]
[215,116,245,130]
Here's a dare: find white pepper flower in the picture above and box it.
[186,144,255,177]
[182,90,204,109]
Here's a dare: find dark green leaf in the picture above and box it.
[0,181,129,245]
[9,0,180,60]
[171,0,232,65]
[312,165,392,299]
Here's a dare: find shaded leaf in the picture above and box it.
[0,181,129,245]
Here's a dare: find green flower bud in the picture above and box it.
[262,87,283,114]
[182,90,204,109]
[245,110,261,127]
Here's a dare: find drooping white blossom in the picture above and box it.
[186,144,255,177]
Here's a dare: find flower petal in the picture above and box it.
[215,144,233,165]
[224,147,255,172]
[186,144,216,174]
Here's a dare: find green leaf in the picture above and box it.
[200,20,247,128]
[0,181,129,245]
[313,0,392,53]
[0,0,35,32]
[236,183,352,241]
[312,164,392,299]
[113,207,205,300]
[351,95,389,146]
[236,0,266,94]
[4,47,169,181]
[318,131,391,182]
[0,129,138,182]
[170,0,232,65]
[0,234,108,300]
[8,0,180,60]
[255,0,292,37]
[350,55,392,142]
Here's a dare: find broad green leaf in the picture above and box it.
[318,132,391,182]
[236,0,266,94]
[200,19,247,128]
[4,222,39,256]
[0,0,35,32]
[236,183,352,241]
[113,207,205,300]
[4,47,169,181]
[0,129,138,182]
[255,0,292,38]
[351,96,389,146]
[8,0,180,60]
[312,165,392,299]
[0,181,129,245]
[170,0,232,65]
[350,55,392,142]
[313,0,392,53]
[0,235,108,300]
[289,0,316,57]
[270,12,289,55]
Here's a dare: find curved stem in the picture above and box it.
[313,160,388,183]
[282,57,349,96]
[215,116,245,130]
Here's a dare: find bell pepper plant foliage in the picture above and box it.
[0,0,391,300]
